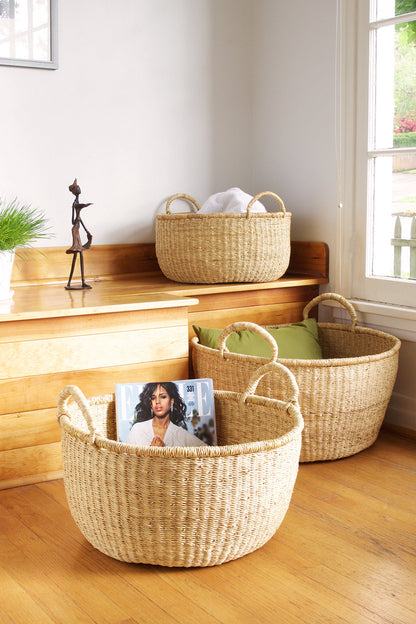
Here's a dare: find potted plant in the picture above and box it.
[0,197,51,301]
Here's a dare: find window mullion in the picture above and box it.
[369,147,416,157]
[370,11,416,29]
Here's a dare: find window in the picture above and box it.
[0,0,57,69]
[340,0,416,308]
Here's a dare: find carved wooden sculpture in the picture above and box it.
[65,178,93,290]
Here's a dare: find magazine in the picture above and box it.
[115,378,216,447]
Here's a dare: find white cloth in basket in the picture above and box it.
[199,187,267,213]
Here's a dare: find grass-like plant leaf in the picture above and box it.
[0,198,52,250]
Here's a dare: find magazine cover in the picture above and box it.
[115,378,216,447]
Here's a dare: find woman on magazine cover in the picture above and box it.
[126,382,207,447]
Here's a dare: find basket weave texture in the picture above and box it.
[57,362,303,567]
[191,293,401,462]
[155,191,291,283]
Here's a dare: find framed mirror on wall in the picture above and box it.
[0,0,57,69]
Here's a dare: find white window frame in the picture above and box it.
[336,0,416,338]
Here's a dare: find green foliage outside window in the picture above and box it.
[395,1,416,122]
[393,130,416,146]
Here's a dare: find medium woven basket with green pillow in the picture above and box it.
[191,293,401,462]
[57,362,303,567]
[155,191,291,283]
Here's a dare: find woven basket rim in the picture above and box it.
[156,211,291,221]
[191,322,401,369]
[58,390,304,460]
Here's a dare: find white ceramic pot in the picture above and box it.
[0,249,15,301]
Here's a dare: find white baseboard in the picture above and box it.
[385,391,416,432]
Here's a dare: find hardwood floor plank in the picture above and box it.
[303,455,416,517]
[302,564,415,624]
[0,553,62,624]
[113,565,230,624]
[276,501,415,608]
[158,565,298,624]
[0,506,130,624]
[295,462,416,538]
[292,472,416,605]
[169,556,334,624]
[232,550,386,624]
[0,486,216,624]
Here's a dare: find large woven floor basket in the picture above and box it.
[57,362,303,567]
[155,191,291,283]
[192,293,401,463]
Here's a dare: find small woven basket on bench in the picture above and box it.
[56,362,303,567]
[191,293,401,462]
[155,191,291,283]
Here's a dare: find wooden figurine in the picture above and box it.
[65,178,93,290]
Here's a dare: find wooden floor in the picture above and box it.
[0,427,415,624]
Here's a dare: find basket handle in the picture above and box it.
[303,292,358,328]
[57,385,98,443]
[217,321,278,361]
[165,193,201,214]
[246,191,286,218]
[241,361,299,405]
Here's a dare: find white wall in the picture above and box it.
[1,0,414,430]
[1,0,337,249]
[251,0,339,268]
[0,0,254,246]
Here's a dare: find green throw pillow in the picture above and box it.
[193,318,322,360]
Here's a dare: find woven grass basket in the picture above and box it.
[155,191,291,283]
[191,293,401,463]
[56,362,303,567]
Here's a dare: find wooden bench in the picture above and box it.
[0,241,328,489]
